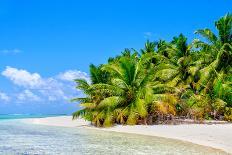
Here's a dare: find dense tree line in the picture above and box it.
[72,13,232,127]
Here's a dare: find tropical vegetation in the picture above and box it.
[72,13,232,127]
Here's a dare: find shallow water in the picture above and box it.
[0,119,228,155]
[0,114,64,120]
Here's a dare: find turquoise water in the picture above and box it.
[0,114,65,120]
[0,115,228,155]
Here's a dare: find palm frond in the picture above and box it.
[195,29,218,44]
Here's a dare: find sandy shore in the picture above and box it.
[22,116,232,154]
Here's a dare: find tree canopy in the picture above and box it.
[72,13,232,127]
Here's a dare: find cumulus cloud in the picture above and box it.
[0,49,22,54]
[2,66,43,88]
[17,90,41,102]
[1,66,89,104]
[37,78,69,102]
[0,92,10,102]
[57,70,90,82]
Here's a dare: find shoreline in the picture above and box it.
[22,116,232,154]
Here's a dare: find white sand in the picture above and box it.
[23,116,90,127]
[22,116,232,154]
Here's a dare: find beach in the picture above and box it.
[22,116,232,154]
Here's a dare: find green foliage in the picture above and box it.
[72,13,232,127]
[225,108,232,121]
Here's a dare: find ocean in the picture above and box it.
[0,115,227,155]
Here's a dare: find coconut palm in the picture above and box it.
[73,49,178,126]
[72,13,232,126]
[155,34,195,88]
[194,14,231,92]
[72,64,110,121]
[140,40,157,54]
[194,13,232,67]
[73,53,153,126]
[192,14,232,120]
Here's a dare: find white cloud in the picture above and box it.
[57,70,90,82]
[38,79,69,102]
[0,49,22,54]
[2,66,43,88]
[17,90,41,102]
[0,92,10,102]
[1,66,89,104]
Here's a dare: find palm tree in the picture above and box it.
[72,13,232,126]
[88,64,110,84]
[155,34,194,87]
[192,13,232,119]
[72,64,110,122]
[76,53,154,126]
[194,13,232,69]
[140,40,157,54]
[73,49,178,126]
[194,14,231,91]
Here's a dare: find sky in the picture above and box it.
[0,0,231,114]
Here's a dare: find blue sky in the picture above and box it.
[0,0,231,114]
